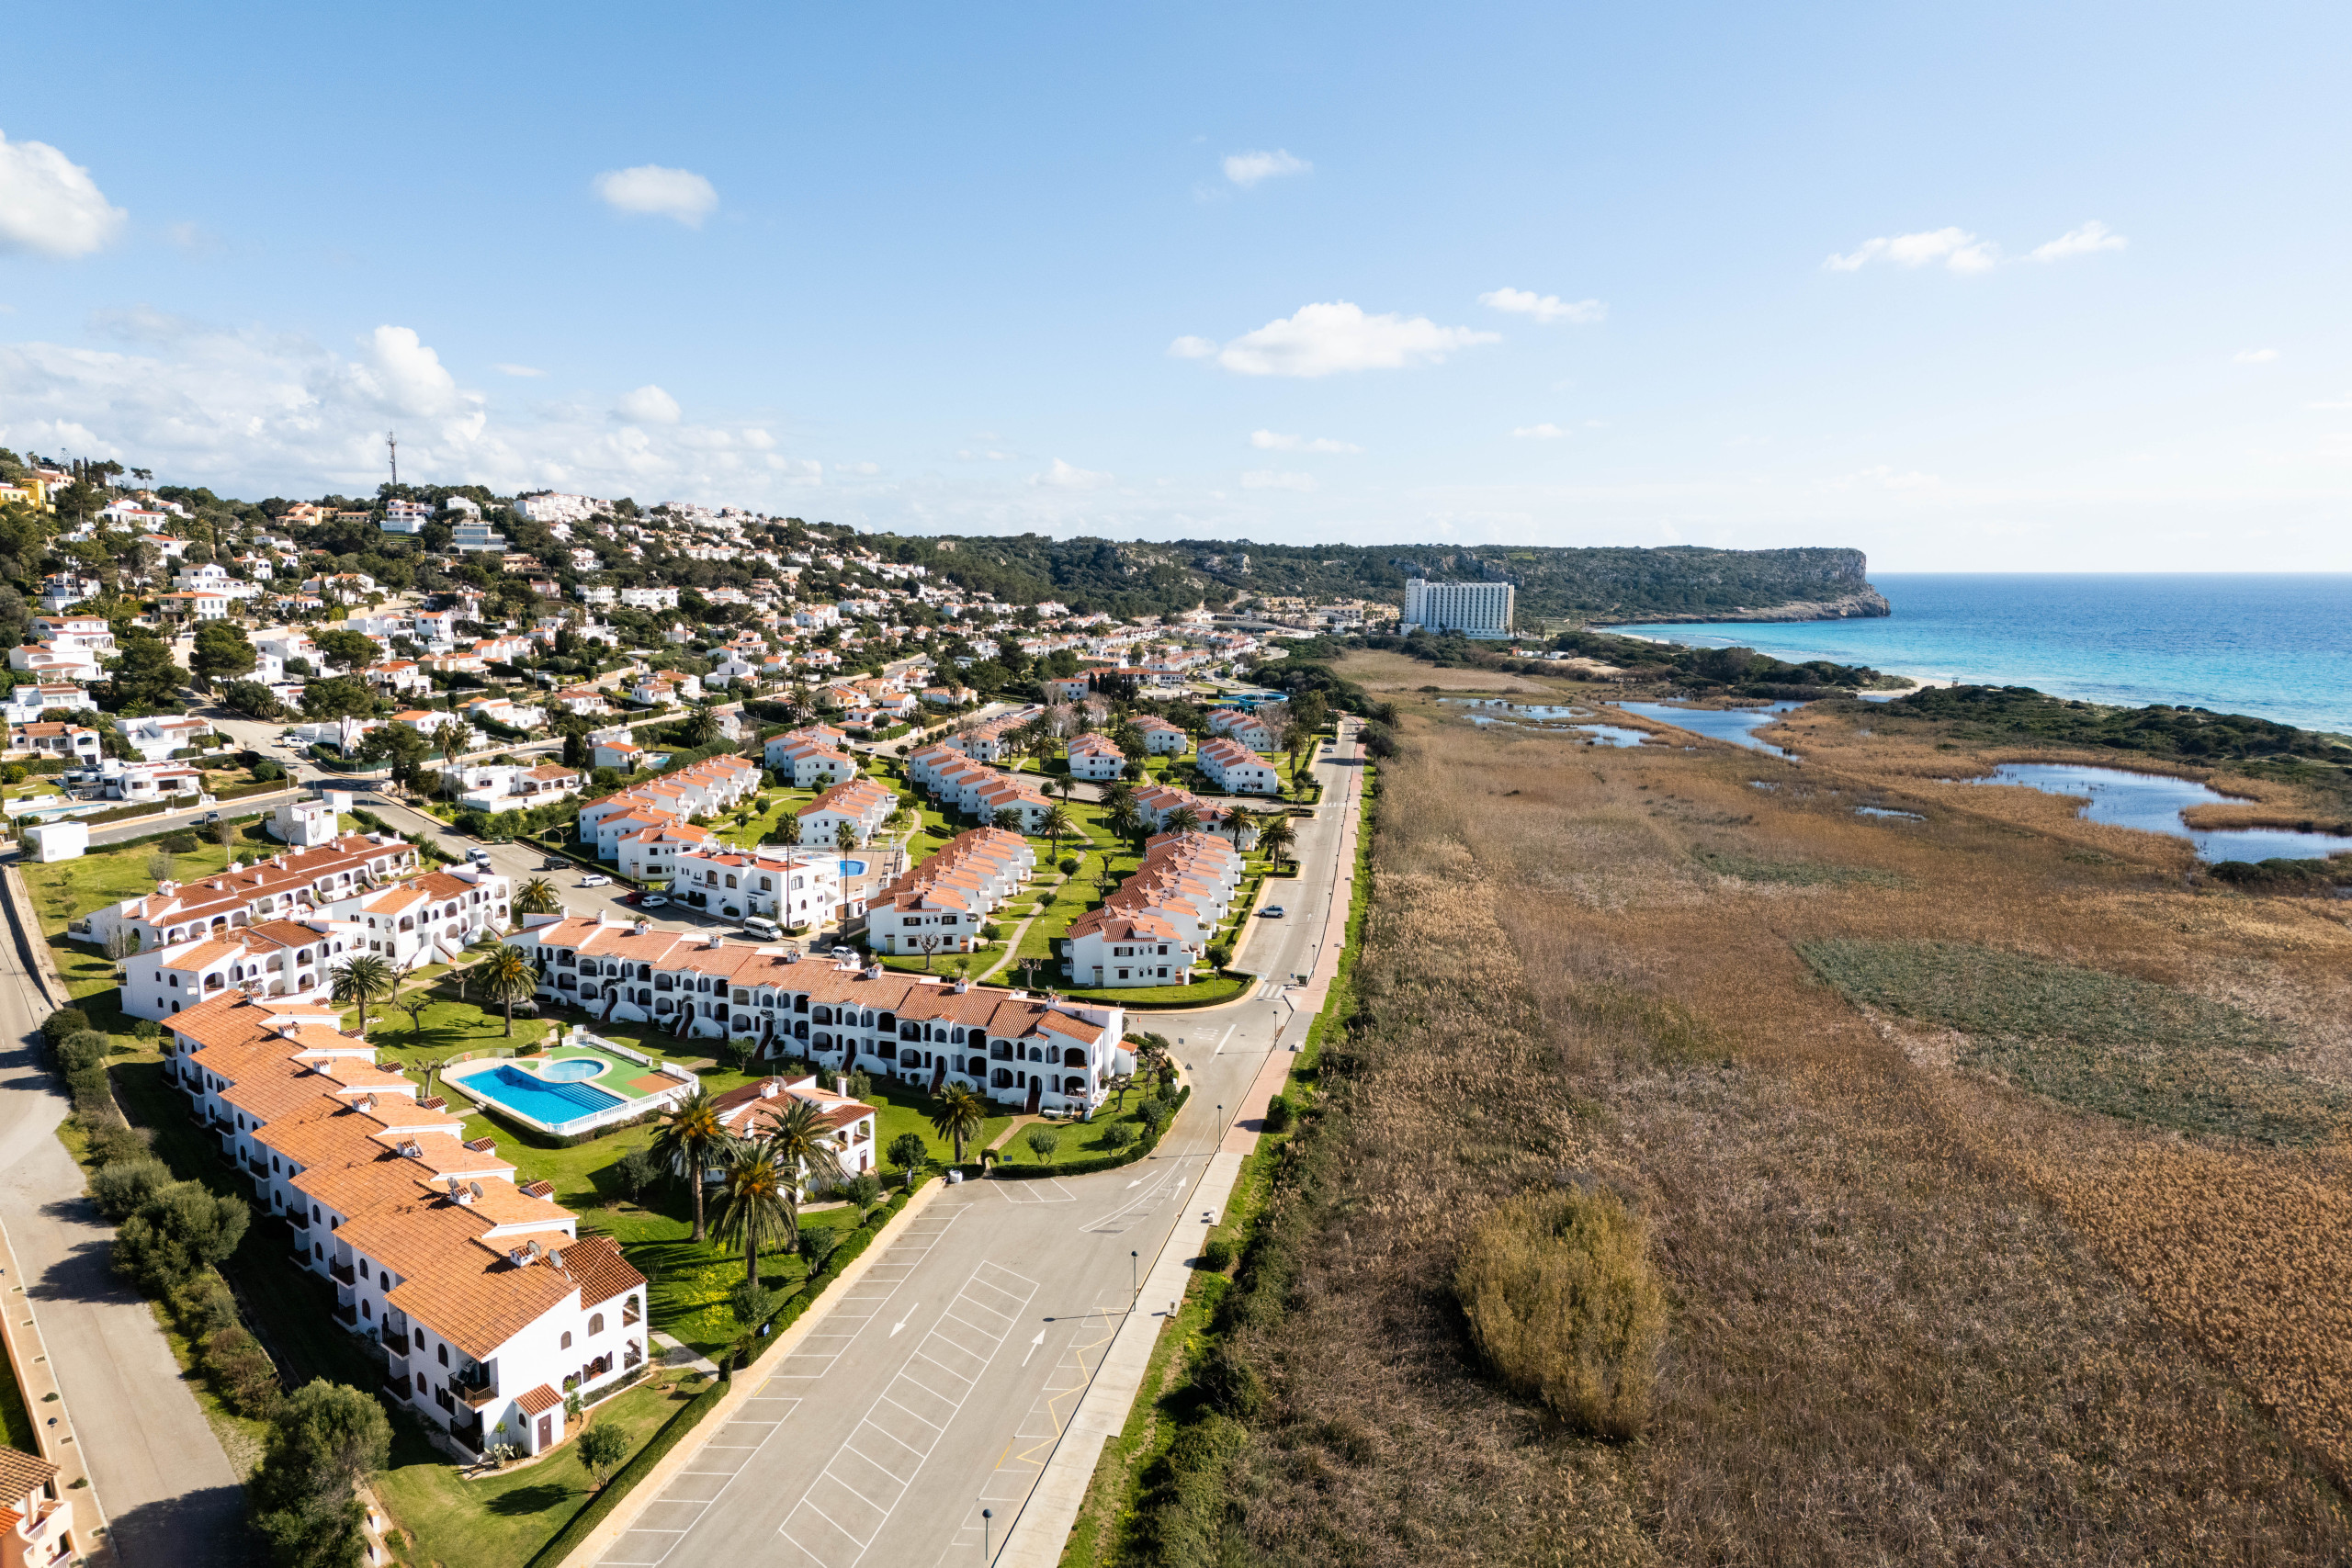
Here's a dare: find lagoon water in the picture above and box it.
[1610,574,2352,735]
[1967,762,2352,863]
[1613,700,1805,755]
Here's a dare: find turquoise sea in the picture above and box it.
[1609,574,2352,737]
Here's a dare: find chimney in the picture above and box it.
[953,976,970,994]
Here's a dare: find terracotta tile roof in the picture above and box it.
[364,1201,582,1361]
[0,1446,59,1502]
[555,1234,644,1309]
[515,1383,563,1416]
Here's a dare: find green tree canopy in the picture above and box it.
[191,620,258,686]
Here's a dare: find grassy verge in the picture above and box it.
[0,1308,36,1452]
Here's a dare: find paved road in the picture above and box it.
[0,874,248,1565]
[588,736,1361,1568]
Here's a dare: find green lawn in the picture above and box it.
[374,1374,700,1568]
[992,1098,1160,1168]
[0,1308,35,1451]
[1054,972,1256,1009]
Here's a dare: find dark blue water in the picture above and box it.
[1611,575,2352,735]
[1613,701,1805,756]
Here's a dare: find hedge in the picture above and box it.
[521,1176,933,1568]
[523,1379,730,1567]
[990,1086,1190,1180]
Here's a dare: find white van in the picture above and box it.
[741,915,781,940]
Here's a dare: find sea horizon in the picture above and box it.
[1606,572,2352,736]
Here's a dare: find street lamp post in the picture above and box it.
[1131,1249,1138,1305]
[982,1507,993,1562]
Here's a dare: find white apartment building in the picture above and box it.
[1196,737,1280,795]
[380,500,434,535]
[1067,733,1126,782]
[865,828,1035,957]
[162,992,647,1462]
[1403,577,1515,638]
[510,923,1132,1114]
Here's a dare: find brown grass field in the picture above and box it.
[1182,660,2352,1565]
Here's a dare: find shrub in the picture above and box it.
[1453,1185,1666,1441]
[57,1031,110,1074]
[729,1280,775,1327]
[129,1019,160,1042]
[1136,1099,1171,1134]
[90,1157,174,1220]
[1262,1094,1294,1134]
[204,1325,284,1417]
[67,1066,117,1122]
[174,1273,243,1340]
[1193,1341,1266,1417]
[799,1224,842,1276]
[1024,1126,1061,1162]
[1100,1121,1137,1150]
[85,1122,153,1167]
[1200,1234,1236,1272]
[578,1421,630,1487]
[160,832,199,854]
[1059,856,1080,874]
[844,1172,882,1212]
[115,1181,251,1295]
[40,1007,90,1048]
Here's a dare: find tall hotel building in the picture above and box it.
[1402,578,1515,639]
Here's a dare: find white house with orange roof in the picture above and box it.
[1067,731,1126,782]
[665,845,845,924]
[865,827,1034,958]
[1196,736,1281,795]
[796,776,895,848]
[74,833,424,953]
[709,1075,877,1175]
[1208,707,1281,751]
[456,761,584,812]
[1062,830,1241,987]
[763,726,858,788]
[1134,716,1189,755]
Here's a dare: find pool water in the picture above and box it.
[538,1058,604,1082]
[1965,763,2352,863]
[838,859,868,876]
[457,1064,627,1126]
[1613,702,1807,756]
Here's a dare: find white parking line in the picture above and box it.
[772,1260,1041,1568]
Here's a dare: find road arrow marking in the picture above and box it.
[1022,1329,1046,1366]
[890,1304,919,1337]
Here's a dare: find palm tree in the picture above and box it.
[478,944,539,1037]
[1258,817,1296,869]
[711,1135,792,1286]
[330,953,396,1036]
[1039,805,1073,863]
[1103,782,1135,821]
[652,1089,729,1243]
[513,876,560,916]
[1165,803,1200,837]
[432,720,469,797]
[928,1084,987,1167]
[762,1098,845,1253]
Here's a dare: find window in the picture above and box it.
[437,1344,448,1366]
[589,1313,605,1336]
[560,1331,572,1350]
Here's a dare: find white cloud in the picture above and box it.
[492,362,547,378]
[954,448,1016,461]
[0,130,125,258]
[1223,149,1310,187]
[352,326,464,419]
[1189,300,1498,378]
[1825,227,2000,274]
[0,318,824,505]
[593,164,719,227]
[1240,468,1317,491]
[1512,423,1567,440]
[2233,348,2279,364]
[1478,288,1606,325]
[1250,429,1362,453]
[2030,220,2128,263]
[616,384,682,424]
[1030,457,1113,490]
[2308,392,2352,411]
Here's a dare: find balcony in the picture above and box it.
[453,1373,499,1410]
[245,1155,269,1177]
[333,1300,357,1326]
[327,1258,356,1286]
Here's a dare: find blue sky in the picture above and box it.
[3,0,2347,570]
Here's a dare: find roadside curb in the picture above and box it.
[0,1207,116,1566]
[554,1177,948,1568]
[1,862,72,1016]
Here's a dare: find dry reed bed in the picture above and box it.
[1209,699,2352,1565]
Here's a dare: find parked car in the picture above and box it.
[1261,905,1285,919]
[542,856,568,870]
[196,811,220,824]
[640,894,670,908]
[579,874,611,887]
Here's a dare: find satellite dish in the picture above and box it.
[468,1181,484,1201]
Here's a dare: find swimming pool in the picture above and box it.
[838,859,867,876]
[453,1064,628,1128]
[537,1058,604,1082]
